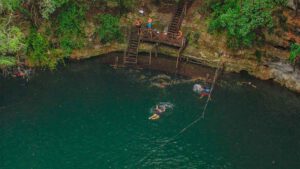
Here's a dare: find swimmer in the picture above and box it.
[240,81,257,88]
[149,105,166,120]
[193,84,204,94]
[200,87,211,99]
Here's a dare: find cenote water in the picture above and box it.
[1,57,300,169]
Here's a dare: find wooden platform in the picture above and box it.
[139,28,186,48]
[123,0,192,67]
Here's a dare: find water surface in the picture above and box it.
[1,57,300,169]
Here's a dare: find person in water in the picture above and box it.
[193,84,211,99]
[200,86,211,98]
[240,81,257,88]
[149,105,166,120]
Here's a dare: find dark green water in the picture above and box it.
[1,58,300,169]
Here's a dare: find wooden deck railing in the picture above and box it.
[139,28,186,48]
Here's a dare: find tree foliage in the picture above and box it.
[26,28,66,69]
[208,0,287,49]
[96,14,122,43]
[56,3,86,55]
[26,28,50,66]
[0,0,22,13]
[290,43,300,63]
[0,24,25,55]
[39,0,70,19]
[0,56,17,68]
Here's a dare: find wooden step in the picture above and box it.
[129,44,138,47]
[127,52,137,56]
[129,43,138,46]
[124,61,137,64]
[167,31,177,34]
[127,48,137,52]
[168,29,178,33]
[124,58,137,64]
[130,40,138,42]
[126,56,136,59]
[169,28,178,32]
[128,45,137,49]
[128,51,137,55]
[127,50,137,54]
[130,42,138,46]
[125,55,137,59]
[170,23,178,26]
[169,25,177,28]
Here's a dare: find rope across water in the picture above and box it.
[131,61,223,168]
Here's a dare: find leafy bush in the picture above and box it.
[0,25,24,55]
[0,0,21,13]
[26,28,50,66]
[0,56,16,68]
[208,0,286,49]
[96,14,122,43]
[57,3,85,55]
[39,0,70,19]
[290,43,300,63]
[26,28,66,69]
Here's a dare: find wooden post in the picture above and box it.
[149,50,152,65]
[113,56,119,69]
[176,51,180,69]
[155,43,158,57]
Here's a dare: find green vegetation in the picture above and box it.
[56,3,86,55]
[0,0,132,70]
[208,0,287,49]
[0,56,17,68]
[0,0,22,13]
[0,25,24,57]
[26,29,50,67]
[26,28,66,70]
[39,0,70,19]
[96,14,122,44]
[0,16,24,70]
[0,0,299,72]
[290,43,300,63]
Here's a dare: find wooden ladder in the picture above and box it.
[124,28,140,65]
[167,1,187,38]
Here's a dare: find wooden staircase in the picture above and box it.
[167,1,187,38]
[124,28,140,65]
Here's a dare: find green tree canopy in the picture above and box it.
[26,28,50,66]
[39,0,70,19]
[96,14,122,43]
[57,3,86,54]
[0,0,22,14]
[208,0,287,49]
[0,56,17,68]
[0,25,25,55]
